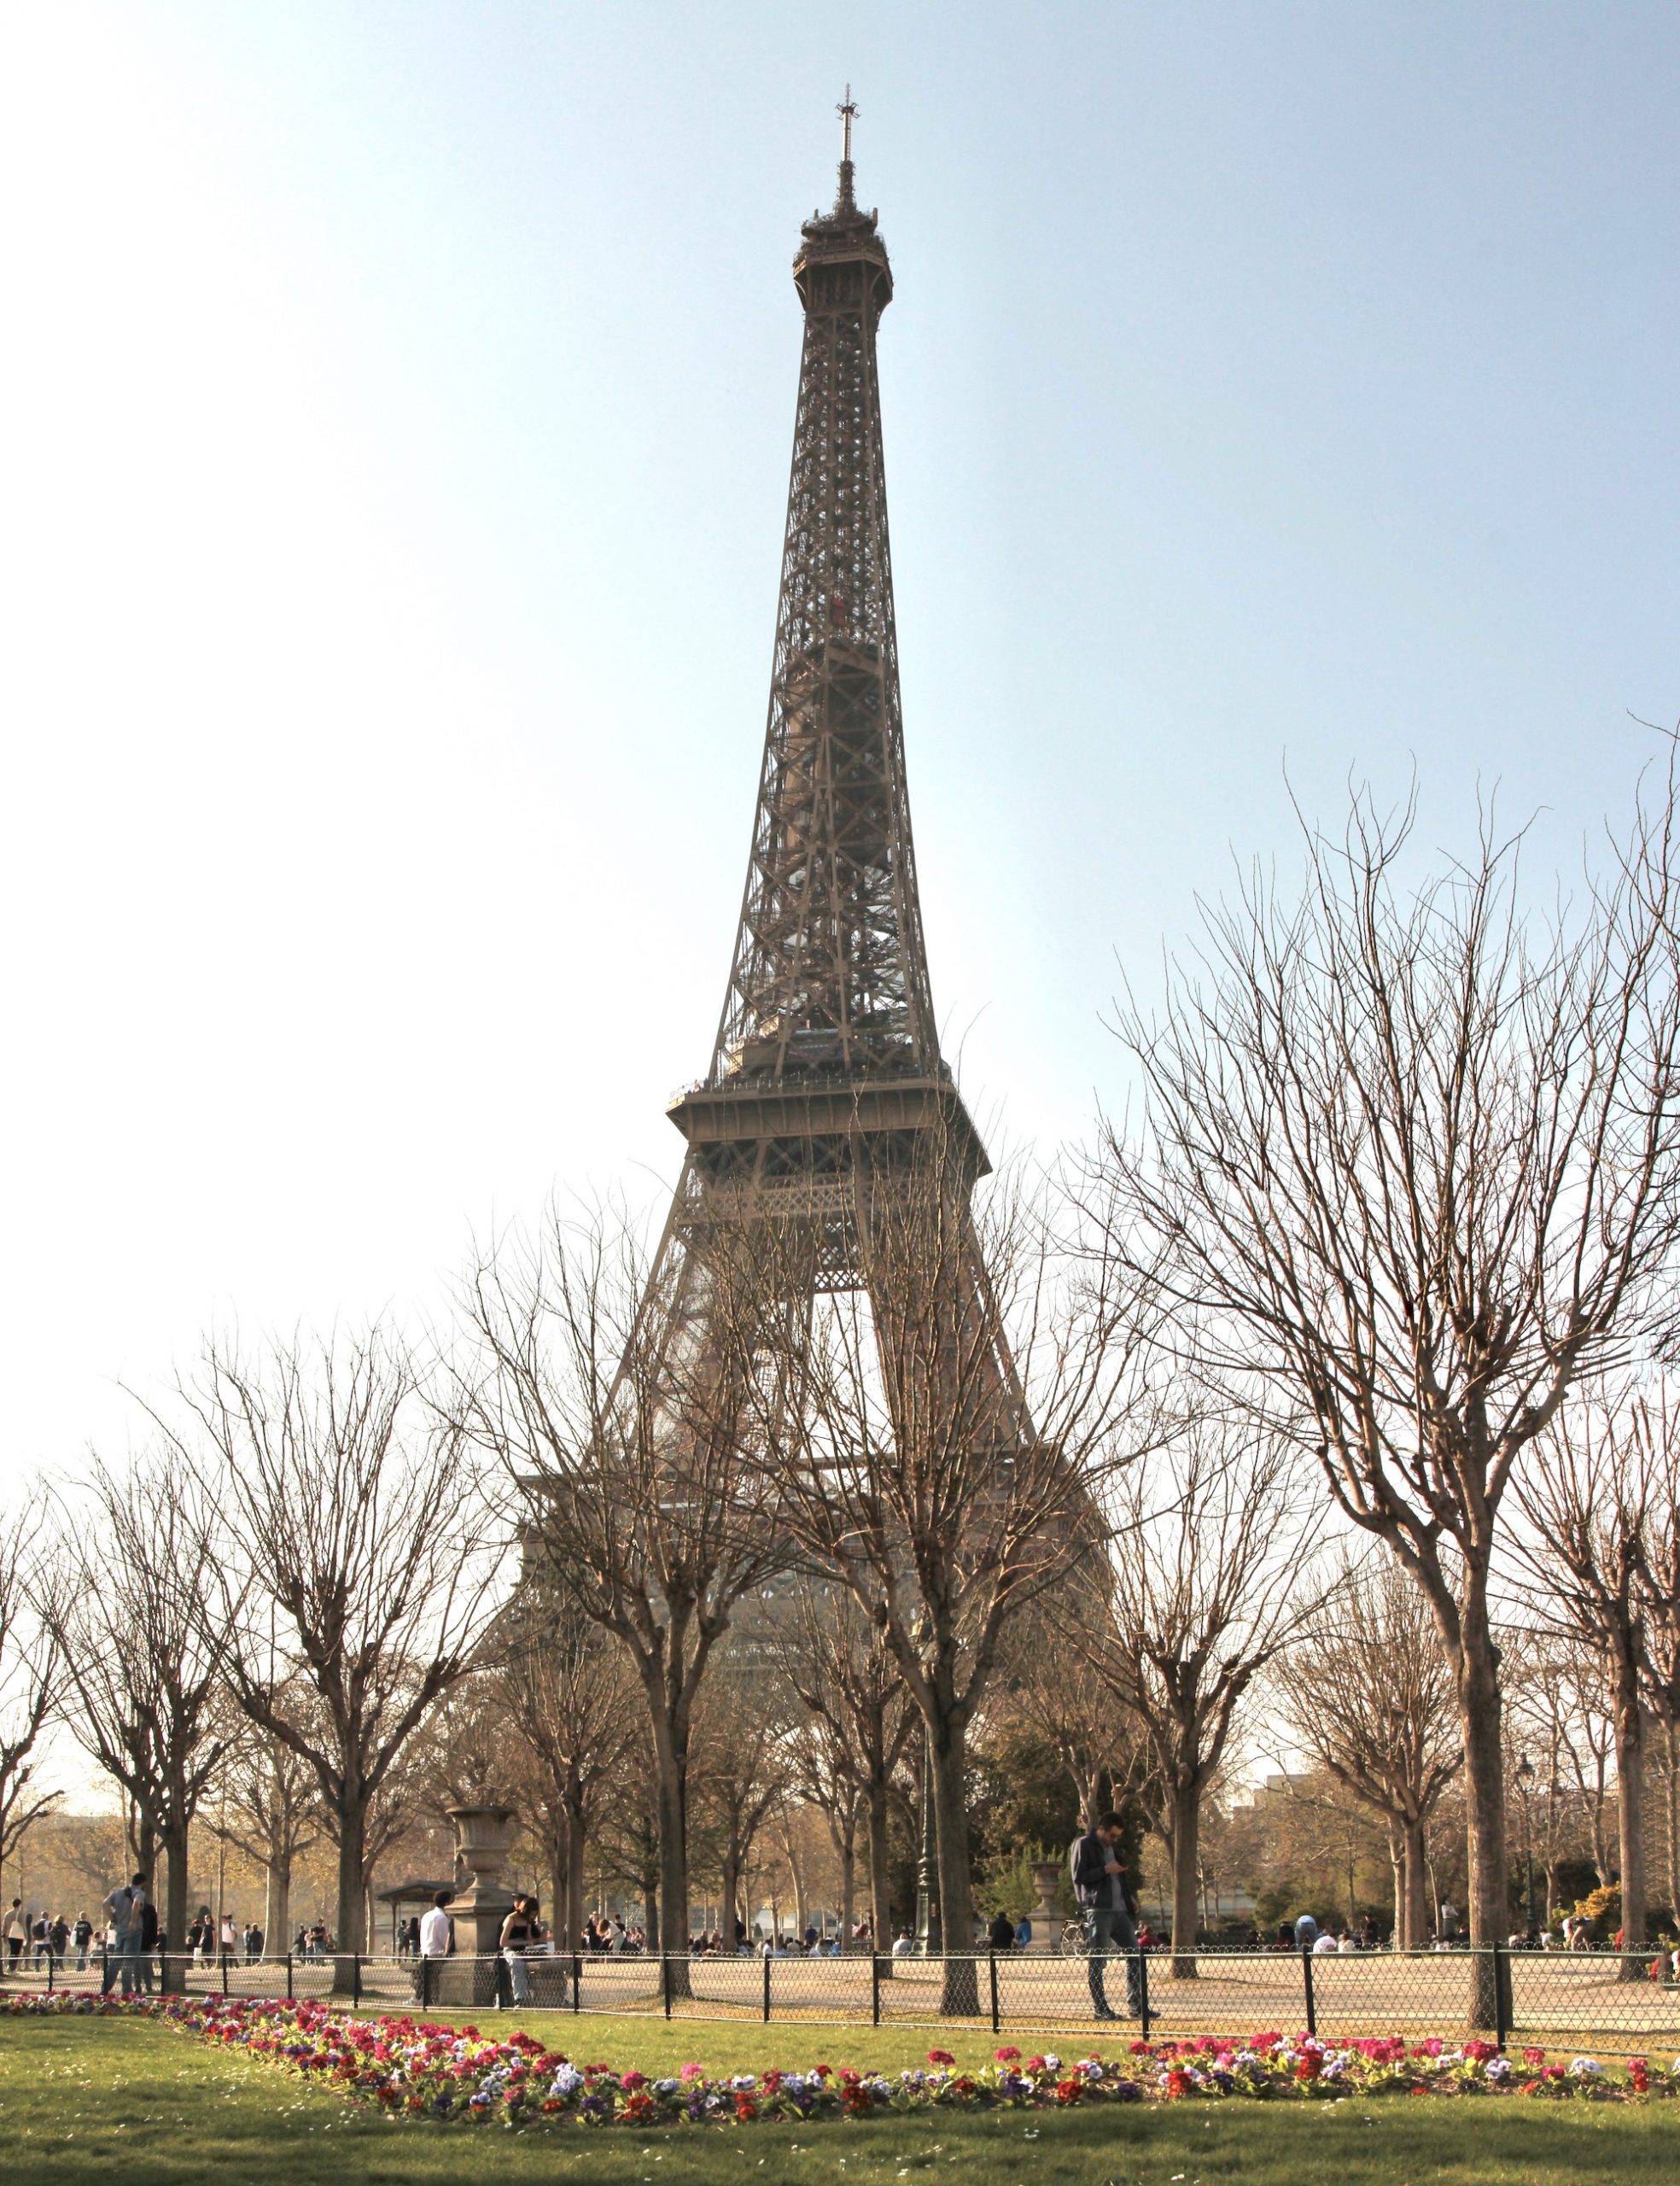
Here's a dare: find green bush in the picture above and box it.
[973,1844,1075,1925]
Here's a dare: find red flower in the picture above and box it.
[928,2049,956,2067]
[1053,2076,1085,2104]
[1164,2067,1192,2099]
[995,2046,1021,2062]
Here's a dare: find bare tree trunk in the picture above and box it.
[1169,1781,1200,1978]
[1404,1820,1429,1949]
[719,1848,742,1951]
[1387,1820,1405,1946]
[158,1817,190,1960]
[566,1806,586,1952]
[1666,1722,1680,1923]
[866,1776,893,1970]
[928,1732,977,2015]
[647,1705,690,1989]
[837,1815,857,1949]
[1613,1666,1647,1975]
[266,1858,291,1956]
[1458,1624,1506,2025]
[335,1797,368,1979]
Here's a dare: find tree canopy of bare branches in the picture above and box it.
[746,1151,1155,2008]
[1288,1556,1460,1945]
[1096,767,1680,1975]
[456,1204,785,1979]
[1093,1423,1319,1972]
[1517,1390,1654,1964]
[169,1328,505,1962]
[0,1495,61,1884]
[46,1457,231,1949]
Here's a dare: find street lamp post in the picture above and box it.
[1516,1754,1537,1942]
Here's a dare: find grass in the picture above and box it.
[5,2013,1680,2184]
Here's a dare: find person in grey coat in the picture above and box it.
[1069,1813,1141,2019]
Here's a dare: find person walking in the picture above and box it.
[1070,1812,1142,2020]
[73,1914,93,1972]
[100,1873,147,1996]
[4,1899,25,1972]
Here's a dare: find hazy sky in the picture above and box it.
[2,1,1677,1499]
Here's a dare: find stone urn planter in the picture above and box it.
[440,1803,519,2005]
[1023,1861,1065,1955]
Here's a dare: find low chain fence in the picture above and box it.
[6,1943,1679,2054]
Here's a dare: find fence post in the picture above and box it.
[101,1943,108,1991]
[421,1955,432,2010]
[286,1953,294,2002]
[47,1948,54,1994]
[1136,1945,1151,2039]
[871,1952,882,2027]
[1301,1945,1316,2037]
[221,1951,230,1999]
[662,1952,673,2020]
[762,1952,772,2024]
[353,1952,362,2010]
[571,1952,582,2014]
[988,1950,1000,2033]
[1492,1943,1510,2049]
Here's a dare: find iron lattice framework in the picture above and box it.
[646,118,1029,1447]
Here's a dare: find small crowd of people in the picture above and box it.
[4,1902,97,1970]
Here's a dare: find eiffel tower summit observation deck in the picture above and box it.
[662,96,1005,1302]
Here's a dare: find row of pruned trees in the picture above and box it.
[3,751,1680,2011]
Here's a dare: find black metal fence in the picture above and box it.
[5,1943,1678,2054]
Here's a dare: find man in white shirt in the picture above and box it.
[1311,1930,1339,1955]
[890,1931,913,1958]
[418,1892,452,1958]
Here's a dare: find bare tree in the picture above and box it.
[0,1497,61,1905]
[496,1580,639,1948]
[171,1328,505,1965]
[456,1203,785,1983]
[1097,767,1680,1980]
[206,1697,323,1951]
[1630,1388,1680,1923]
[689,1650,785,1949]
[769,1582,915,1956]
[1504,1627,1616,1897]
[1286,1556,1460,1945]
[47,1457,231,1955]
[1517,1393,1653,1966]
[749,1151,1153,2008]
[1093,1423,1317,1973]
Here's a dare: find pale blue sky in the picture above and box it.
[1,2,1677,1487]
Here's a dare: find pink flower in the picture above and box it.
[680,2062,705,2082]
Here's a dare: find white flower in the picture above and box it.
[1566,2056,1602,2078]
[1042,2054,1060,2071]
[549,2066,582,2096]
[1485,2058,1511,2080]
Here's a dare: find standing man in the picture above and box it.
[3,1898,24,1972]
[1070,1812,1142,2020]
[100,1873,147,1996]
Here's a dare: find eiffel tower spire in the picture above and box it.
[704,112,940,1099]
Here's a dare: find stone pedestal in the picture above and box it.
[1023,1861,1065,1955]
[440,1803,517,2007]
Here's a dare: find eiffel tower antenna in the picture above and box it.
[836,85,858,210]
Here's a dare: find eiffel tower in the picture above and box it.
[652,96,1030,1458]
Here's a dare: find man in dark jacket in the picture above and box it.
[1070,1813,1141,2019]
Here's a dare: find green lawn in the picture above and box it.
[4,2014,1680,2184]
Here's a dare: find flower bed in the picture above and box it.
[4,1991,1672,2122]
